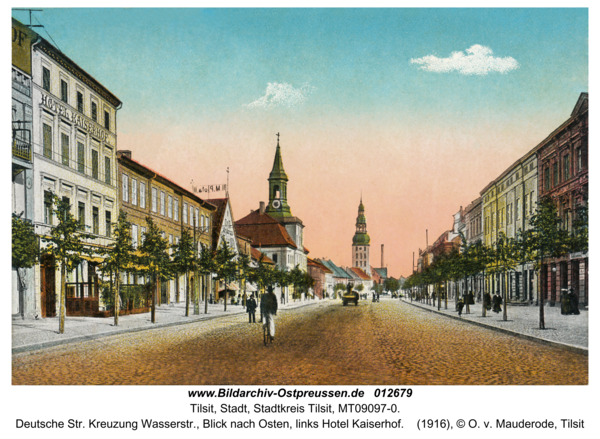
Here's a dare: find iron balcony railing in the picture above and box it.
[13,138,32,161]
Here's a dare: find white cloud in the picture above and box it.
[410,44,519,75]
[244,82,315,109]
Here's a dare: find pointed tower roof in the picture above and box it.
[269,137,289,181]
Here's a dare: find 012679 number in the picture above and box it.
[373,388,412,398]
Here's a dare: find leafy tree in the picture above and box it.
[98,210,134,326]
[172,230,196,317]
[12,214,39,319]
[490,232,519,321]
[570,203,588,254]
[235,252,252,307]
[213,242,237,311]
[334,282,346,298]
[41,195,96,333]
[197,244,217,314]
[384,277,400,295]
[524,197,571,329]
[138,217,172,323]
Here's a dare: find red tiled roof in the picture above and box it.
[303,246,310,254]
[235,210,297,249]
[349,267,371,280]
[251,248,275,265]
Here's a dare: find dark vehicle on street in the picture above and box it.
[342,283,359,306]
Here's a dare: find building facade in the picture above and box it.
[536,93,588,307]
[30,25,122,318]
[12,19,37,318]
[117,151,215,307]
[481,145,538,303]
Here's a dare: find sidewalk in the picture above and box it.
[12,298,322,354]
[401,297,588,354]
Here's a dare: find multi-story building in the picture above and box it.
[307,258,333,299]
[29,23,122,318]
[12,19,37,318]
[536,93,588,307]
[462,197,484,297]
[481,144,538,303]
[117,151,216,307]
[352,197,371,275]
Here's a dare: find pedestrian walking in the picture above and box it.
[492,292,502,314]
[568,288,580,315]
[457,297,465,317]
[247,294,257,323]
[560,288,571,315]
[260,286,278,340]
[484,292,492,311]
[281,291,285,305]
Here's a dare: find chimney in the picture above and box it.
[259,201,266,214]
[117,150,132,159]
[381,244,384,268]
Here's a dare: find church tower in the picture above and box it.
[352,196,371,275]
[265,134,292,219]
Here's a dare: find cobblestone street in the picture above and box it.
[12,299,588,385]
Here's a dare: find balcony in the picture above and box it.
[13,138,32,162]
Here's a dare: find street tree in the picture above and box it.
[138,216,172,323]
[236,252,252,307]
[12,213,39,319]
[99,210,134,326]
[197,244,217,314]
[214,242,238,311]
[42,195,96,333]
[523,197,570,329]
[384,277,400,297]
[172,229,196,317]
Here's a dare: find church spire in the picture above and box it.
[266,133,292,218]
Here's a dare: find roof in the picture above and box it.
[349,267,372,281]
[117,153,216,211]
[308,258,333,274]
[210,198,233,249]
[269,144,289,181]
[318,259,352,279]
[251,248,275,265]
[373,267,388,279]
[235,209,298,249]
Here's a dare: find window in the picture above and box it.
[168,196,173,218]
[183,203,188,224]
[140,182,146,208]
[77,142,85,173]
[169,235,173,255]
[78,202,85,230]
[77,91,83,113]
[105,211,112,237]
[189,206,193,226]
[516,198,520,221]
[524,194,529,217]
[195,208,199,227]
[105,156,111,185]
[61,197,70,220]
[104,110,110,130]
[151,188,157,212]
[122,174,129,202]
[60,80,68,103]
[174,199,179,221]
[92,207,99,234]
[91,149,99,179]
[132,224,139,249]
[160,191,165,215]
[553,162,558,187]
[577,148,582,173]
[61,133,69,166]
[131,179,137,205]
[544,167,550,191]
[273,254,278,263]
[42,67,50,92]
[530,191,535,214]
[141,226,146,243]
[563,154,570,181]
[44,191,53,225]
[206,216,210,231]
[201,215,204,231]
[91,101,97,122]
[43,123,52,159]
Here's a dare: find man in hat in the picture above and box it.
[260,286,278,340]
[247,293,257,323]
[568,287,580,315]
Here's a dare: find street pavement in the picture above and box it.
[11,297,319,353]
[401,296,588,353]
[12,298,588,385]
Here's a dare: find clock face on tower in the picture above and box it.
[272,199,281,209]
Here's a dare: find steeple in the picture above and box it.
[352,196,371,275]
[266,133,292,218]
